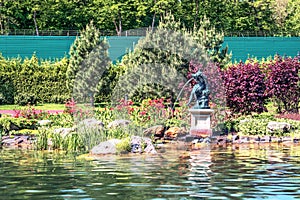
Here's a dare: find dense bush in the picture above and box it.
[265,57,300,113]
[224,113,300,137]
[222,62,268,115]
[0,55,70,105]
[0,117,38,134]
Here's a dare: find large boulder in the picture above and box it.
[143,125,165,138]
[1,135,31,147]
[107,119,130,129]
[164,127,188,140]
[267,121,291,133]
[90,139,121,155]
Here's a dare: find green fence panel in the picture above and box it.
[224,37,300,62]
[0,36,299,62]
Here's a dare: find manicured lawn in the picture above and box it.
[0,104,65,110]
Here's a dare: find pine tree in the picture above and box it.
[191,16,231,67]
[112,13,208,103]
[111,13,227,103]
[66,21,110,104]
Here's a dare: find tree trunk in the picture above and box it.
[113,19,120,36]
[0,1,3,34]
[151,12,156,31]
[113,10,122,36]
[33,10,39,36]
[194,0,199,27]
[118,10,122,35]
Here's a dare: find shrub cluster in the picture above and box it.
[222,62,267,115]
[265,57,300,113]
[0,55,70,105]
[222,56,300,114]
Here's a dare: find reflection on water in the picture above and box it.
[1,144,300,199]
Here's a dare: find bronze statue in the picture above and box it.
[187,70,210,109]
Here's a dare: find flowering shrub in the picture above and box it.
[265,57,300,113]
[222,61,268,115]
[64,98,94,121]
[13,105,48,119]
[96,98,189,128]
[64,98,77,115]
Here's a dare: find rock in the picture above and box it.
[260,135,271,143]
[240,136,250,143]
[164,127,188,140]
[143,143,157,154]
[142,137,157,154]
[53,127,75,137]
[1,138,15,146]
[38,120,52,126]
[1,135,31,146]
[293,138,300,143]
[267,121,291,133]
[232,135,240,143]
[107,119,130,129]
[90,139,121,155]
[131,136,143,153]
[5,122,20,133]
[143,125,165,138]
[78,118,104,129]
[130,136,157,154]
[203,137,211,143]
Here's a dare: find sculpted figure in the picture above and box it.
[187,70,210,109]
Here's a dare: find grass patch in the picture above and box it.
[0,104,65,111]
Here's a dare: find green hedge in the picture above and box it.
[0,55,70,105]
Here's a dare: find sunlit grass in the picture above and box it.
[0,104,65,110]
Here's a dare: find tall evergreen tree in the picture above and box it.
[66,21,110,103]
[112,13,226,104]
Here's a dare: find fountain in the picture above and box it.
[187,70,214,139]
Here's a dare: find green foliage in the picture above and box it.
[1,0,300,36]
[105,127,132,140]
[0,117,38,134]
[35,128,83,152]
[238,117,271,136]
[14,93,37,106]
[225,112,300,137]
[96,63,127,103]
[113,13,208,102]
[34,128,49,150]
[0,55,70,104]
[191,15,231,67]
[67,21,110,103]
[77,125,105,152]
[47,114,74,128]
[62,132,83,152]
[115,137,131,153]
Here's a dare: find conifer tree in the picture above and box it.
[66,21,110,103]
[191,16,231,67]
[112,13,227,103]
[112,13,208,103]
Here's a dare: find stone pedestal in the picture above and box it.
[189,109,214,138]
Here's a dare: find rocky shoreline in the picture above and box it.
[2,132,300,153]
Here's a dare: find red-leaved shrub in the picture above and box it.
[265,57,300,113]
[222,62,267,114]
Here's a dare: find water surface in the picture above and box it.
[1,143,300,199]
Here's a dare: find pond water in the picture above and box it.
[1,143,300,200]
